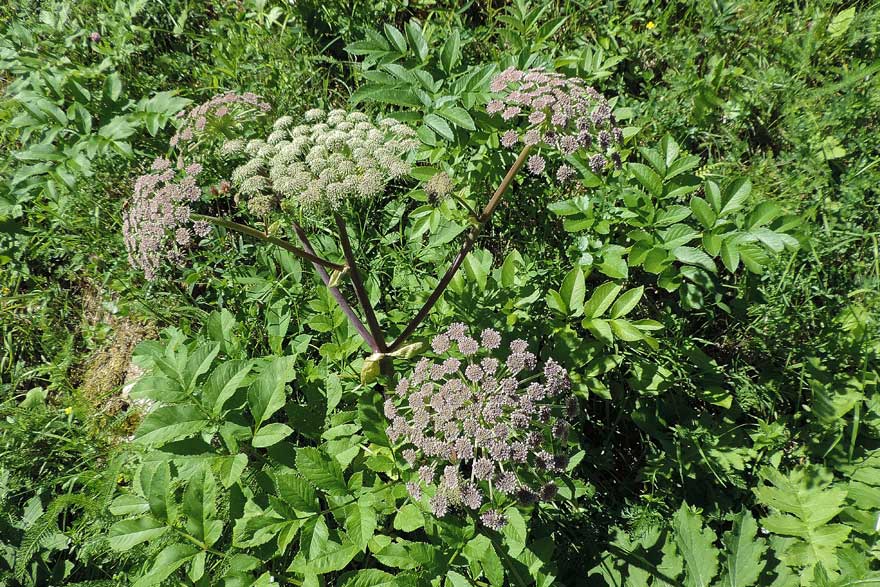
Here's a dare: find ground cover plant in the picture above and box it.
[1,1,878,586]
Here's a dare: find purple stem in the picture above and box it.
[292,222,379,352]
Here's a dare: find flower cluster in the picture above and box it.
[487,67,623,180]
[170,91,271,151]
[385,325,576,530]
[222,109,419,218]
[123,157,209,280]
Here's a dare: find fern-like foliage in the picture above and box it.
[752,466,850,583]
[13,493,98,582]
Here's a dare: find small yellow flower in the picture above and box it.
[646,21,656,30]
[64,406,73,415]
[117,474,125,484]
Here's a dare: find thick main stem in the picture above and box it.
[334,213,387,352]
[292,222,379,352]
[193,214,344,271]
[389,144,533,351]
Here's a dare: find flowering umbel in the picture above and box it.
[487,67,623,180]
[386,325,576,530]
[123,158,208,280]
[223,109,419,218]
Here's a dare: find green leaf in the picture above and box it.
[248,357,295,427]
[720,178,751,217]
[393,504,425,532]
[134,405,208,446]
[629,163,664,197]
[384,24,408,52]
[720,239,740,272]
[404,21,428,61]
[350,84,422,108]
[437,106,475,131]
[425,113,454,141]
[673,246,717,272]
[583,282,622,318]
[108,517,167,552]
[559,266,585,316]
[218,453,248,488]
[446,571,471,587]
[827,7,856,38]
[610,319,644,342]
[672,503,719,587]
[342,569,398,587]
[440,30,461,72]
[705,181,722,213]
[609,286,643,319]
[582,318,613,344]
[276,473,319,512]
[720,510,766,587]
[252,423,294,448]
[296,447,348,495]
[203,360,252,416]
[345,498,377,550]
[503,508,527,557]
[105,72,123,102]
[690,196,716,228]
[132,543,199,587]
[183,467,223,547]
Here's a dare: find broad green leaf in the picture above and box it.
[559,266,585,315]
[583,282,622,318]
[720,510,766,587]
[383,24,408,53]
[609,286,644,319]
[610,319,644,342]
[393,504,425,532]
[203,359,252,416]
[183,467,223,547]
[276,473,319,512]
[218,453,248,488]
[690,196,716,228]
[183,343,219,391]
[252,423,294,447]
[404,21,428,61]
[346,498,377,550]
[134,405,208,446]
[440,30,461,72]
[128,376,185,403]
[446,571,471,587]
[425,113,454,141]
[248,357,295,427]
[672,503,719,587]
[629,162,664,197]
[342,570,397,587]
[296,447,348,495]
[108,517,167,552]
[720,178,751,217]
[437,106,475,131]
[705,181,722,213]
[141,461,172,522]
[132,543,199,587]
[673,246,717,272]
[720,239,740,272]
[503,508,527,557]
[827,7,856,38]
[582,318,613,344]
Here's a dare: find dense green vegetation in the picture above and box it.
[1,1,878,585]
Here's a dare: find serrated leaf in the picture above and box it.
[383,24,408,53]
[346,499,377,550]
[132,543,199,587]
[720,510,766,587]
[108,517,167,552]
[425,113,454,141]
[690,196,716,228]
[503,508,527,557]
[583,282,622,318]
[673,246,717,272]
[720,178,751,217]
[560,266,585,316]
[827,7,856,38]
[438,105,475,131]
[297,447,348,495]
[134,405,208,446]
[393,504,425,532]
[610,319,644,342]
[609,286,644,319]
[672,503,719,587]
[248,357,294,427]
[629,162,664,197]
[440,30,461,72]
[252,423,293,447]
